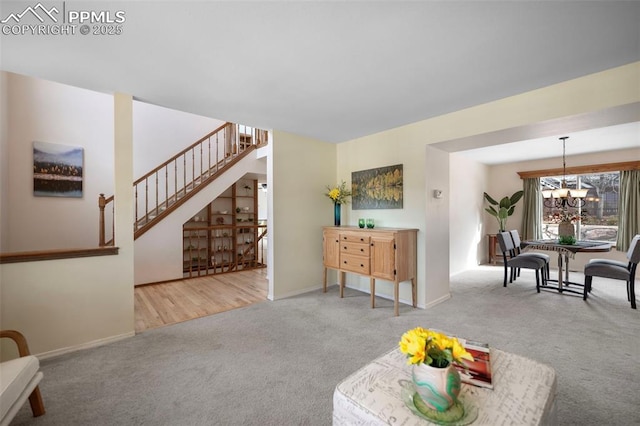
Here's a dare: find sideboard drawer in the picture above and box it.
[341,233,370,244]
[340,254,370,275]
[341,242,370,257]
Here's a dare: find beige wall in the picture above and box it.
[269,130,336,299]
[450,154,489,274]
[1,72,115,251]
[0,94,135,359]
[0,72,8,250]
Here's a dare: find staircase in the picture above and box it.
[99,123,269,245]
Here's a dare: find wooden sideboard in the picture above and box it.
[322,226,418,316]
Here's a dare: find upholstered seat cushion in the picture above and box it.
[584,263,630,281]
[0,355,41,422]
[507,256,546,269]
[519,252,550,262]
[587,258,627,268]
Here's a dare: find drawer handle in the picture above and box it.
[360,264,364,267]
[360,248,364,252]
[360,238,364,242]
[343,261,347,264]
[344,247,347,250]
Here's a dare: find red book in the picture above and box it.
[455,339,493,389]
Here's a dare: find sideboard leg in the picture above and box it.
[394,281,400,316]
[370,278,376,308]
[411,278,417,308]
[323,267,327,293]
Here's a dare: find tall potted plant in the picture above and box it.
[483,190,524,232]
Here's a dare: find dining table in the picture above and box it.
[521,239,612,294]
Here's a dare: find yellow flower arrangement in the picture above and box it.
[325,180,352,205]
[399,327,473,368]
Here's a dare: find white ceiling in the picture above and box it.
[1,1,639,162]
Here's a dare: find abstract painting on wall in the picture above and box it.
[352,164,403,209]
[33,141,84,198]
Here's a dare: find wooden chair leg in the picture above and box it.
[630,277,636,309]
[536,269,541,293]
[29,386,45,417]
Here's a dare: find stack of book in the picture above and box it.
[454,339,493,389]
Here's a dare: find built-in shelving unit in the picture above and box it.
[183,178,265,277]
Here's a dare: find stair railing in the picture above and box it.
[99,123,269,245]
[98,193,115,246]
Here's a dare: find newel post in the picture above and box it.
[98,193,106,247]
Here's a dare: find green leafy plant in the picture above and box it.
[558,235,576,245]
[483,190,524,232]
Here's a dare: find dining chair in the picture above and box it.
[583,234,640,309]
[508,230,550,281]
[496,231,547,291]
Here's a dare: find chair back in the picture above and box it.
[509,230,522,252]
[497,232,515,254]
[627,235,640,264]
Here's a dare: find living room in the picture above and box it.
[1,2,639,424]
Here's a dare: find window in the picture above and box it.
[541,171,619,242]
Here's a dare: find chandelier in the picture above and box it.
[541,136,588,208]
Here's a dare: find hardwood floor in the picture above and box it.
[134,269,268,333]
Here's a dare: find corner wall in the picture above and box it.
[270,130,336,299]
[450,154,489,275]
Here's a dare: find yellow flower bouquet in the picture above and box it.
[325,180,352,205]
[399,327,473,368]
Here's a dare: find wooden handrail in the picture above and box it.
[98,193,115,246]
[133,122,230,186]
[98,123,269,245]
[1,247,119,264]
[134,145,257,240]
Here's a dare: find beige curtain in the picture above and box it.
[616,169,640,251]
[521,178,541,241]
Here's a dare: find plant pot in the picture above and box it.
[412,363,461,412]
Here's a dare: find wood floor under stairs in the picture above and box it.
[134,269,268,333]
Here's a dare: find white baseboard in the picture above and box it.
[36,331,135,360]
[424,293,451,308]
[271,283,327,300]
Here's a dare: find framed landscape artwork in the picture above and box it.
[352,164,403,209]
[33,141,84,198]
